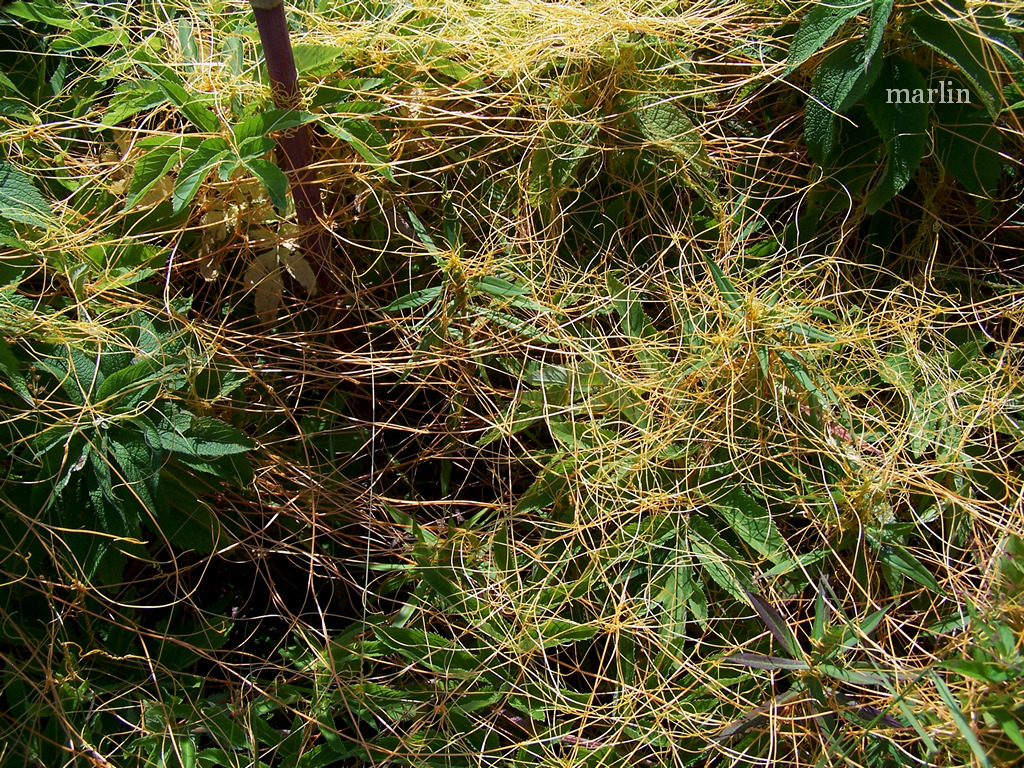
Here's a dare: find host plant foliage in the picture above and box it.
[0,0,1023,766]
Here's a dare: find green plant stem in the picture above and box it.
[249,0,334,294]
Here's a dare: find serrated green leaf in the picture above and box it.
[291,44,349,75]
[0,161,53,228]
[786,0,872,72]
[157,413,254,458]
[243,157,289,210]
[907,12,1002,118]
[805,39,878,163]
[864,0,894,65]
[95,356,164,405]
[174,139,230,213]
[155,79,219,133]
[632,96,710,171]
[863,57,929,212]
[231,109,318,144]
[125,146,179,208]
[322,119,395,182]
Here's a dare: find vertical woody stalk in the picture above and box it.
[249,0,333,293]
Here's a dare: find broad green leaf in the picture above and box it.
[231,109,318,144]
[716,487,784,560]
[2,0,74,28]
[95,356,164,404]
[0,161,53,228]
[236,136,275,162]
[157,413,254,458]
[805,39,879,163]
[174,139,230,213]
[291,44,349,75]
[125,146,179,208]
[933,99,1003,197]
[632,96,710,171]
[155,79,220,133]
[863,57,929,212]
[322,119,395,182]
[785,0,872,72]
[907,12,1002,118]
[244,158,289,210]
[688,517,752,602]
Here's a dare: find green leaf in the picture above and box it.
[473,275,529,299]
[0,338,31,403]
[174,139,230,213]
[804,39,879,163]
[700,251,743,311]
[745,591,800,657]
[231,109,318,144]
[243,158,289,210]
[528,121,597,207]
[907,12,1002,118]
[864,0,894,65]
[869,537,942,592]
[724,652,810,671]
[322,119,395,182]
[95,356,164,404]
[291,44,349,75]
[632,96,710,172]
[538,618,599,649]
[933,99,1003,197]
[373,625,487,678]
[0,161,53,228]
[2,0,74,28]
[125,145,179,208]
[688,517,752,602]
[155,79,220,133]
[715,486,785,560]
[385,286,443,311]
[929,671,993,768]
[863,57,930,212]
[786,0,872,72]
[157,412,254,458]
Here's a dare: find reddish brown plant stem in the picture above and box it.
[249,0,334,293]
